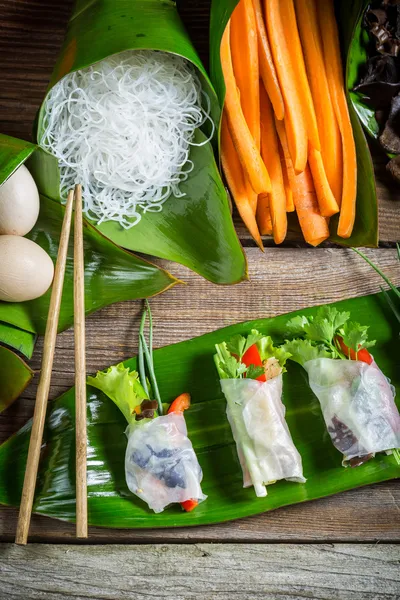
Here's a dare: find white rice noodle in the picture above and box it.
[40,50,214,228]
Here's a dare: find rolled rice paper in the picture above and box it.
[304,358,400,464]
[220,377,305,497]
[125,412,206,513]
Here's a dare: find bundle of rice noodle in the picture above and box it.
[40,50,213,228]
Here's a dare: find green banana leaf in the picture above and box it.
[29,0,246,285]
[0,290,398,527]
[209,0,378,248]
[343,0,380,141]
[0,346,33,413]
[0,194,178,335]
[0,134,36,186]
[0,323,36,359]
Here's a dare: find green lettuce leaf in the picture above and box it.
[87,363,148,424]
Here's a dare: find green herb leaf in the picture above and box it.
[214,342,247,379]
[282,339,332,366]
[285,315,310,336]
[303,306,350,346]
[225,335,246,358]
[246,365,265,380]
[339,321,376,354]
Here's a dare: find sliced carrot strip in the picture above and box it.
[259,85,287,244]
[295,0,342,205]
[256,193,273,235]
[221,21,271,195]
[252,0,284,120]
[231,0,259,213]
[309,147,340,217]
[317,0,357,238]
[275,117,297,192]
[221,115,264,250]
[278,143,295,212]
[293,166,330,247]
[264,0,308,173]
[279,0,320,153]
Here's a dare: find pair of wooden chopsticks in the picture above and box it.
[15,184,88,545]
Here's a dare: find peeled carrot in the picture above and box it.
[279,0,320,153]
[252,0,284,120]
[221,115,264,251]
[231,0,259,213]
[274,117,297,192]
[308,147,340,217]
[278,143,295,212]
[264,0,308,173]
[294,0,342,205]
[259,85,287,244]
[317,0,357,238]
[221,21,271,195]
[293,166,330,247]
[257,193,273,235]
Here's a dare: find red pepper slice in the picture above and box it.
[337,337,373,365]
[242,344,266,381]
[181,499,198,512]
[167,392,191,414]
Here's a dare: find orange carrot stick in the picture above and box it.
[231,0,259,213]
[252,0,285,120]
[317,0,357,238]
[309,147,340,217]
[279,143,295,212]
[293,166,330,247]
[221,115,264,250]
[264,0,308,173]
[275,117,297,192]
[221,21,271,195]
[259,85,287,244]
[279,0,320,153]
[257,193,273,235]
[295,0,342,205]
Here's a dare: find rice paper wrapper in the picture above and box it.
[220,377,305,497]
[304,358,400,464]
[125,412,206,513]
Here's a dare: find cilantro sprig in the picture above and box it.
[214,330,290,380]
[282,306,376,366]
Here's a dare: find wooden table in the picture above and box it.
[0,1,399,598]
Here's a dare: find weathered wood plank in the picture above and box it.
[0,479,399,543]
[0,543,399,599]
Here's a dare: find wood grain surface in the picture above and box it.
[1,543,399,600]
[0,0,399,552]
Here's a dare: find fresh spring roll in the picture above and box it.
[214,331,306,497]
[88,364,206,513]
[283,305,400,466]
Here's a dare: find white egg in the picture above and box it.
[0,236,54,302]
[0,164,40,236]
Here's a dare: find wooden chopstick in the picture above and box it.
[15,189,75,545]
[74,184,88,538]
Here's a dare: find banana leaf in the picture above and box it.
[0,346,33,413]
[0,290,398,527]
[28,0,246,285]
[209,0,378,248]
[343,0,380,141]
[0,193,178,335]
[0,323,36,359]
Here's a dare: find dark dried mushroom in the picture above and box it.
[379,93,400,151]
[134,398,158,421]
